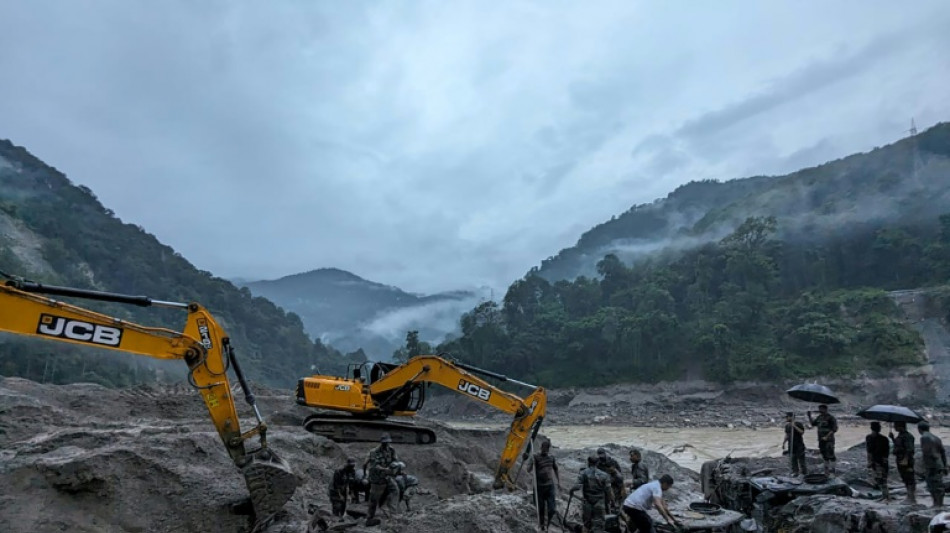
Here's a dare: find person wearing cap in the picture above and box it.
[783,412,807,476]
[364,433,400,525]
[571,456,613,533]
[621,473,680,533]
[328,458,358,517]
[866,422,890,501]
[629,449,650,492]
[890,421,917,503]
[919,421,947,508]
[527,439,560,531]
[807,404,838,476]
[596,447,625,512]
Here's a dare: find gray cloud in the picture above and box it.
[1,1,949,296]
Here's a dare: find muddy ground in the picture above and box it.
[0,377,709,533]
[3,371,950,533]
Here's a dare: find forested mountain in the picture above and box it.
[538,124,950,282]
[438,123,950,386]
[243,269,481,359]
[0,140,346,387]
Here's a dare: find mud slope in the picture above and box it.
[0,377,539,533]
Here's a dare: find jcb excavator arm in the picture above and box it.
[0,276,298,525]
[369,355,547,489]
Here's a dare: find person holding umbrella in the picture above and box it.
[808,404,839,476]
[919,422,947,508]
[783,412,807,476]
[890,421,917,504]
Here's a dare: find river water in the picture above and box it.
[448,422,950,472]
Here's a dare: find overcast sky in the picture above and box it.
[1,1,949,294]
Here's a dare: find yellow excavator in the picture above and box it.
[0,271,299,527]
[295,354,546,489]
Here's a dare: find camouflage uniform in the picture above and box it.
[892,429,917,502]
[809,411,838,474]
[573,466,612,533]
[596,455,625,510]
[630,461,650,491]
[920,430,947,507]
[365,444,399,521]
[327,464,357,516]
[528,451,559,530]
[786,420,807,475]
[865,431,889,499]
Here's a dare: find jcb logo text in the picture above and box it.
[458,380,491,402]
[36,314,123,347]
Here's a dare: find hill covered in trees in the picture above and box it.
[0,140,346,387]
[437,123,950,386]
[538,123,950,283]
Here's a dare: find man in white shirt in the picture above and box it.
[621,474,680,532]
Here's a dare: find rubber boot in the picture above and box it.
[881,483,890,502]
[933,493,944,508]
[823,460,830,476]
[905,484,917,504]
[830,461,837,477]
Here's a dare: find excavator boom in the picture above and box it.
[0,275,298,526]
[298,354,546,489]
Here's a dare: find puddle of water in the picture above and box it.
[447,422,950,472]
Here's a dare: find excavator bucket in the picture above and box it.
[242,450,299,526]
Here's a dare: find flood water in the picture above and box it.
[448,422,950,472]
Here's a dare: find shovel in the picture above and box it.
[561,490,574,532]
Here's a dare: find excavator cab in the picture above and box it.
[0,275,299,527]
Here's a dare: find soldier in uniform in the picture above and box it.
[783,412,807,476]
[919,421,947,508]
[808,404,838,476]
[328,458,358,517]
[890,421,917,504]
[571,456,613,533]
[596,447,625,511]
[364,433,399,526]
[865,422,890,501]
[527,439,560,531]
[629,448,650,492]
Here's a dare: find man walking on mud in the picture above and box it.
[364,433,399,526]
[596,447,625,511]
[328,458,358,517]
[783,412,807,476]
[890,421,917,504]
[866,422,890,501]
[919,421,947,508]
[527,439,560,530]
[571,456,613,533]
[808,404,838,476]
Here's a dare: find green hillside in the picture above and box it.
[439,124,950,386]
[0,140,345,387]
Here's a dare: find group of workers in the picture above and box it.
[327,433,416,527]
[527,441,679,533]
[783,405,948,507]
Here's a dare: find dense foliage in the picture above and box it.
[538,123,950,282]
[435,214,950,386]
[0,140,346,387]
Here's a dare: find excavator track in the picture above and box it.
[303,414,437,445]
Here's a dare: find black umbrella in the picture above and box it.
[856,405,924,423]
[786,383,841,404]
